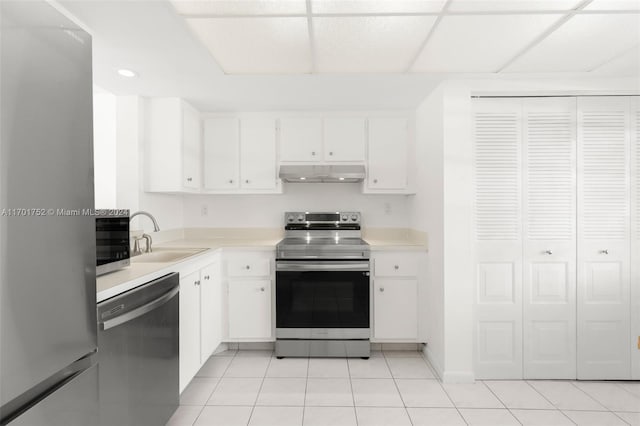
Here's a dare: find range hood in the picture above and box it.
[279,164,366,183]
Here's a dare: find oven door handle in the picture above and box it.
[276,262,370,272]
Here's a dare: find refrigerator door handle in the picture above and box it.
[0,352,96,425]
[99,285,179,331]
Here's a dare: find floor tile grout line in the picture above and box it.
[382,353,415,426]
[610,411,634,426]
[187,350,239,426]
[246,351,273,426]
[302,356,310,426]
[480,381,523,425]
[613,381,640,400]
[524,380,578,424]
[345,356,359,426]
[425,373,469,425]
[568,381,614,414]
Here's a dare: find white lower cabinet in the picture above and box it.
[374,279,418,340]
[179,256,222,392]
[228,280,272,339]
[224,250,274,341]
[372,251,422,341]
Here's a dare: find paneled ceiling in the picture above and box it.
[170,0,640,74]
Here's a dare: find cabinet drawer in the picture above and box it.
[374,253,418,277]
[227,256,271,277]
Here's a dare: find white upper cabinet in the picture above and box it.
[204,117,240,190]
[203,117,279,193]
[322,118,366,162]
[366,117,409,191]
[146,98,201,193]
[280,117,323,162]
[240,118,277,190]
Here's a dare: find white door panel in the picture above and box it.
[203,118,240,190]
[522,98,577,379]
[473,98,523,379]
[240,118,277,189]
[577,96,631,380]
[632,97,640,380]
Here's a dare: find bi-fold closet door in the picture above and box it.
[473,96,637,380]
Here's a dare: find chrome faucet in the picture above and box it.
[130,211,160,232]
[130,211,160,255]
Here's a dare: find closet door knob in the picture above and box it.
[600,249,609,255]
[544,250,553,255]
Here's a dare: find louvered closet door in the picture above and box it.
[631,97,640,380]
[577,97,631,380]
[523,98,577,379]
[473,98,523,379]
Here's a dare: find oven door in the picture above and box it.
[276,261,370,339]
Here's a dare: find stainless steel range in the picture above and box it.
[275,212,370,359]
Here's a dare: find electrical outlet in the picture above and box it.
[201,205,208,216]
[384,202,392,215]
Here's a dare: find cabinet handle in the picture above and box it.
[245,265,251,270]
[195,280,200,286]
[394,265,399,270]
[187,177,193,182]
[245,179,249,184]
[379,287,384,292]
[311,151,316,156]
[544,250,553,255]
[229,179,234,184]
[260,287,265,292]
[600,249,609,255]
[373,179,378,184]
[204,275,210,280]
[329,151,333,156]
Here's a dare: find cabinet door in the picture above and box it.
[280,118,322,162]
[577,97,631,380]
[472,98,523,379]
[182,106,201,189]
[522,98,577,379]
[228,280,271,339]
[203,118,239,190]
[179,271,201,392]
[323,118,365,162]
[200,262,221,363]
[241,118,277,189]
[367,118,408,189]
[374,279,417,340]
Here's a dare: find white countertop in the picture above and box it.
[96,235,426,303]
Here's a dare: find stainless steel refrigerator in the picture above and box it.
[0,1,98,425]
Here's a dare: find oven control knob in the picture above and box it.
[297,214,304,222]
[351,214,358,221]
[341,215,348,221]
[287,216,294,222]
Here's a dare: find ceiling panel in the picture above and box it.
[311,0,446,14]
[448,0,582,12]
[314,16,437,72]
[591,45,640,76]
[170,0,306,16]
[505,14,640,72]
[585,0,640,10]
[411,14,560,72]
[186,17,311,73]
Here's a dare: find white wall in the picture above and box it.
[410,85,445,377]
[93,92,117,208]
[183,184,409,228]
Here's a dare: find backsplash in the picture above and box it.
[182,183,410,228]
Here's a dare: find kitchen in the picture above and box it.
[1,1,639,426]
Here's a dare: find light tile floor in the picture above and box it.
[167,350,640,426]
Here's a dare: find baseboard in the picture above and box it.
[423,345,444,379]
[441,370,475,383]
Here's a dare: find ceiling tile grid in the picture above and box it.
[171,0,640,75]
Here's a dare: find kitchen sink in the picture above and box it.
[132,248,208,263]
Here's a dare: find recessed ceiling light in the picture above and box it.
[338,177,345,181]
[117,69,137,78]
[300,177,306,180]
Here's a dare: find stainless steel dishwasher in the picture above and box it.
[97,272,179,426]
